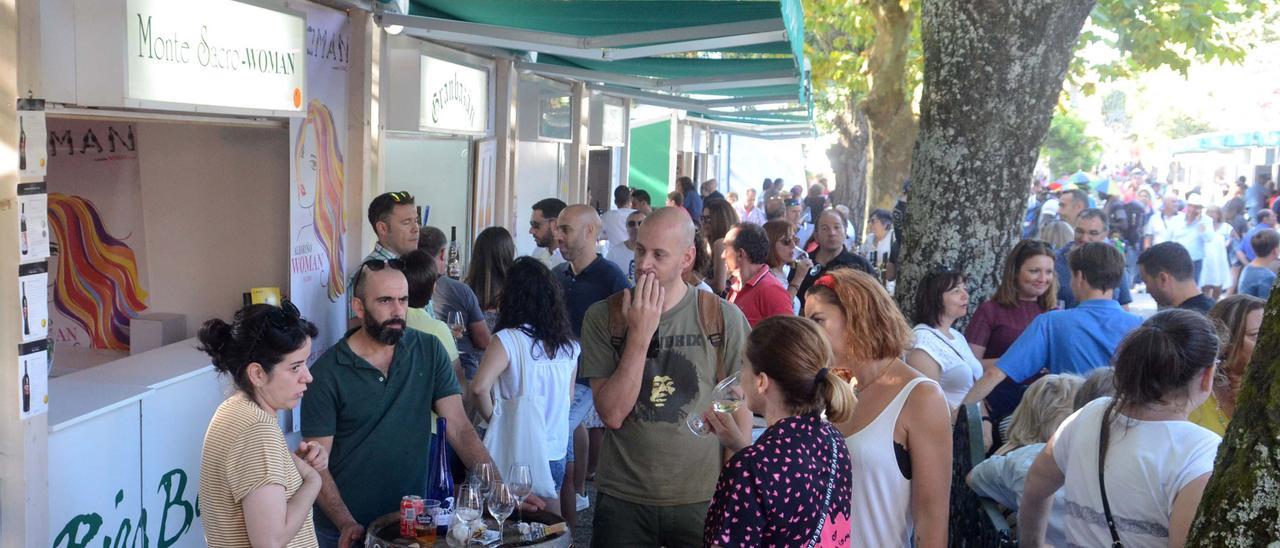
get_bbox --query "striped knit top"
[199,392,318,548]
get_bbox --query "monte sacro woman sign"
[125,0,306,113]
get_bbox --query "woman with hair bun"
[197,301,324,548]
[702,316,856,547]
[1020,309,1223,548]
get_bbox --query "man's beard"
[365,315,406,346]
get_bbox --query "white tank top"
[846,376,935,547]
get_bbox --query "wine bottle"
[446,226,461,280]
[21,360,30,413]
[426,417,455,537]
[21,282,30,336]
[20,203,28,255]
[18,116,26,171]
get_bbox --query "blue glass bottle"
[426,416,455,537]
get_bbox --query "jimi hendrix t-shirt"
[579,285,748,506]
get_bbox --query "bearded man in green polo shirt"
[303,261,541,548]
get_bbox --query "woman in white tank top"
[804,269,954,547]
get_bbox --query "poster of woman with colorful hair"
[293,98,347,302]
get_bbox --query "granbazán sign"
[420,56,488,134]
[126,0,306,113]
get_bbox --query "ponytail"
[746,316,854,421]
[818,369,857,423]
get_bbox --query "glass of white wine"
[487,481,517,541]
[455,484,483,527]
[686,371,743,436]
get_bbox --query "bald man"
[550,204,631,520]
[579,207,751,547]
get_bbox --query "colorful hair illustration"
[47,193,149,350]
[295,99,347,301]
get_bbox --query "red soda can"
[400,496,416,537]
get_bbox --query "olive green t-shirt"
[579,285,748,506]
[301,329,460,531]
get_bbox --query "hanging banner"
[420,56,489,134]
[18,339,48,419]
[289,2,350,363]
[18,98,47,181]
[45,119,150,352]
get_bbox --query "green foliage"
[1074,0,1265,86]
[802,0,921,130]
[1041,111,1103,177]
[804,0,1268,127]
[1158,110,1216,139]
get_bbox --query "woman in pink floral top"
[702,316,856,547]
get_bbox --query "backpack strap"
[696,290,727,381]
[606,291,628,356]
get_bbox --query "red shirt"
[727,265,794,327]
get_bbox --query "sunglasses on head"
[247,299,302,357]
[387,191,414,203]
[351,258,405,298]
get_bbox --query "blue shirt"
[553,254,631,336]
[997,299,1142,382]
[1240,223,1276,261]
[683,191,704,222]
[1239,265,1276,299]
[1054,242,1132,308]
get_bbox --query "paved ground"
[569,484,596,546]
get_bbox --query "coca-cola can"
[399,496,416,538]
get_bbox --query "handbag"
[482,336,559,499]
[1098,418,1124,547]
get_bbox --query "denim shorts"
[566,383,594,462]
[548,456,567,493]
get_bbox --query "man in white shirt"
[1168,193,1211,280]
[599,186,635,249]
[606,210,647,283]
[741,188,766,225]
[1144,194,1180,249]
[530,197,567,269]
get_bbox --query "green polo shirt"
[301,328,460,531]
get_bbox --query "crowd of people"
[193,170,1274,547]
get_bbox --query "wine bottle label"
[430,507,452,527]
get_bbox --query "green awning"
[395,0,813,129]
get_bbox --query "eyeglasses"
[350,258,405,299]
[386,191,414,203]
[247,299,301,357]
[627,220,644,228]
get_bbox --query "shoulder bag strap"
[1098,420,1124,547]
[804,433,843,548]
[696,290,727,381]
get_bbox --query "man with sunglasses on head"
[1052,208,1133,309]
[364,191,420,262]
[303,259,540,548]
[530,198,568,269]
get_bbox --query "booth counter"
[49,339,225,547]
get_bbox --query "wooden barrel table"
[364,510,570,548]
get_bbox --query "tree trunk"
[1188,282,1280,545]
[896,0,1095,317]
[862,0,918,212]
[827,103,870,237]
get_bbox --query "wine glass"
[469,462,496,497]
[447,310,466,340]
[507,464,533,526]
[686,372,744,437]
[487,481,517,540]
[455,484,484,529]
